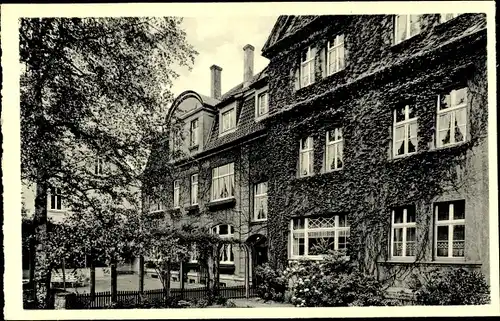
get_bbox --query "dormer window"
[190,118,199,147]
[300,46,315,87]
[394,15,422,44]
[255,87,269,120]
[94,156,104,175]
[220,103,237,135]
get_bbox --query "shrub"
[410,268,490,305]
[224,300,237,308]
[254,263,288,302]
[284,253,390,307]
[214,296,228,306]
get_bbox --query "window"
[436,87,467,148]
[300,46,315,87]
[393,104,417,157]
[94,156,104,175]
[49,188,62,210]
[221,107,236,134]
[189,118,199,147]
[151,198,164,212]
[440,13,460,23]
[299,137,314,177]
[325,128,343,171]
[434,200,465,258]
[189,244,198,263]
[254,182,268,221]
[173,180,180,208]
[212,224,235,264]
[190,174,198,205]
[211,163,235,201]
[256,91,269,118]
[290,214,349,259]
[391,206,417,258]
[327,34,345,75]
[394,15,421,44]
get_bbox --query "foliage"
[254,263,288,302]
[20,17,197,306]
[284,254,391,307]
[409,268,490,305]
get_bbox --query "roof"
[198,94,220,107]
[262,15,320,57]
[203,67,268,152]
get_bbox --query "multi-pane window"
[440,13,460,23]
[254,182,268,221]
[325,128,343,171]
[300,46,315,87]
[290,214,349,259]
[190,118,199,147]
[94,156,104,175]
[150,198,164,212]
[394,15,421,44]
[221,108,236,133]
[299,137,314,177]
[173,180,180,208]
[256,91,269,118]
[436,87,467,147]
[393,104,417,157]
[190,174,198,205]
[211,163,235,200]
[50,188,62,210]
[212,224,235,264]
[391,206,417,258]
[435,200,465,258]
[327,34,345,75]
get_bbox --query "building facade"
[146,13,489,290]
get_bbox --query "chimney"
[210,65,222,100]
[243,44,255,87]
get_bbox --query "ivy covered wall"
[263,13,489,287]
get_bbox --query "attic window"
[219,103,237,136]
[394,15,422,44]
[300,46,315,87]
[255,87,269,120]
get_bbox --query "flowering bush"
[410,268,490,305]
[254,263,288,302]
[284,254,390,307]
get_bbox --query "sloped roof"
[262,15,320,57]
[203,67,268,152]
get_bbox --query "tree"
[19,17,197,308]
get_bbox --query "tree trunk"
[180,261,185,300]
[138,256,144,294]
[33,180,49,307]
[90,259,96,299]
[62,258,66,290]
[110,262,117,303]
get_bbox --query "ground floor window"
[434,200,465,258]
[290,214,349,259]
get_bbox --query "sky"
[171,16,279,99]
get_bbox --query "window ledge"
[207,197,236,211]
[219,128,237,138]
[378,259,481,266]
[432,141,468,152]
[390,31,426,52]
[186,204,199,212]
[250,219,267,225]
[168,207,181,215]
[147,210,165,219]
[322,167,343,174]
[188,144,199,151]
[255,114,269,122]
[388,151,420,162]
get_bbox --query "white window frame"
[325,128,343,172]
[189,118,199,147]
[211,163,235,201]
[189,244,198,263]
[150,197,165,213]
[299,137,314,177]
[434,201,466,260]
[173,180,180,209]
[390,206,417,259]
[94,156,104,175]
[190,174,198,205]
[49,187,63,211]
[440,13,460,23]
[436,87,467,148]
[326,34,345,76]
[219,104,237,136]
[253,182,268,222]
[300,46,315,88]
[394,15,421,44]
[255,87,269,120]
[393,105,418,158]
[211,224,235,264]
[290,215,350,260]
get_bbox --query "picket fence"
[66,285,258,309]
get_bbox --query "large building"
[145,13,489,290]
